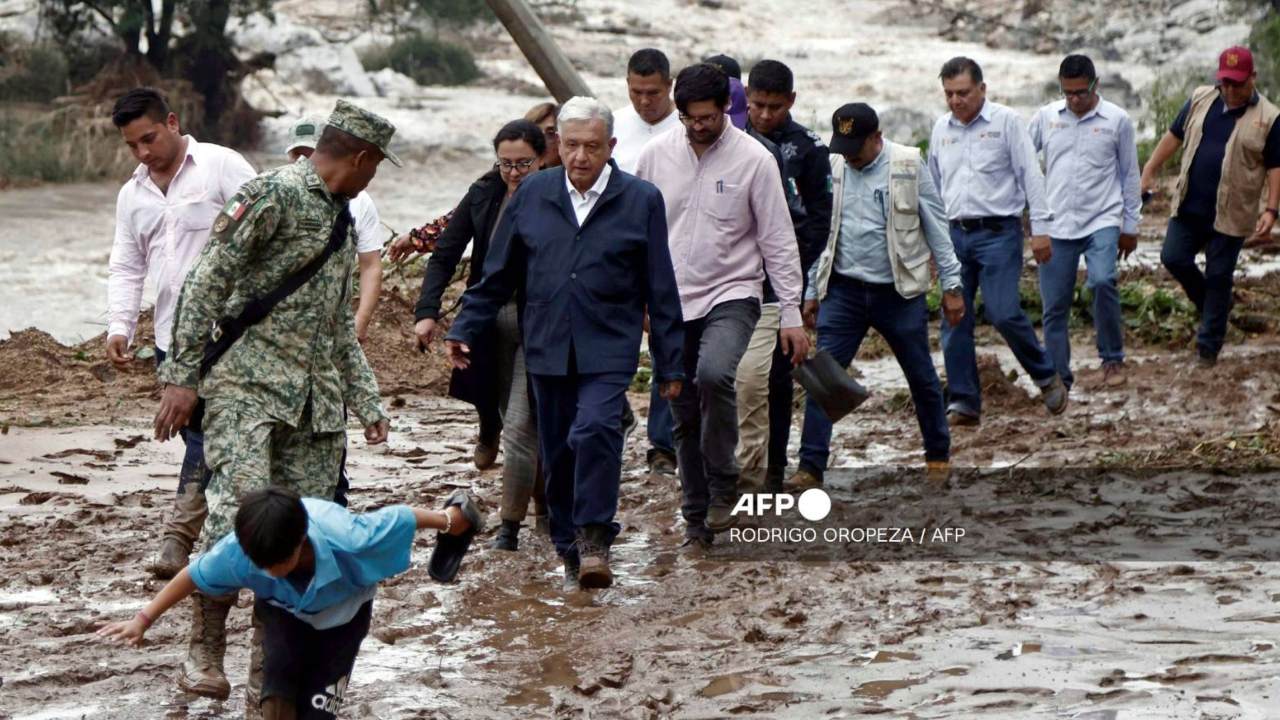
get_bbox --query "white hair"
[557,96,614,138]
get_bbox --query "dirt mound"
[359,284,455,398]
[975,353,1039,410]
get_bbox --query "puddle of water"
[701,673,753,698]
[852,677,924,700]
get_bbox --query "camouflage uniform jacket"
[158,158,386,432]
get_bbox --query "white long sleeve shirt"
[108,136,256,351]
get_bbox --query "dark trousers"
[940,217,1056,416]
[765,332,794,475]
[799,276,950,476]
[670,298,760,540]
[1161,215,1245,359]
[646,379,676,461]
[530,359,631,558]
[255,599,372,719]
[153,348,211,495]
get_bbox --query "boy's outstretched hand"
[97,614,149,646]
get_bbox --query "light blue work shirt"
[190,498,416,629]
[927,99,1054,234]
[1029,96,1142,239]
[823,146,962,293]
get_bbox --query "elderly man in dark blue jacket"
[446,96,685,590]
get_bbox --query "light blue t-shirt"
[190,499,416,629]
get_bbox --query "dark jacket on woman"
[413,168,509,414]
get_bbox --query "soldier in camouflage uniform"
[152,100,398,706]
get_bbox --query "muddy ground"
[3,247,1280,719]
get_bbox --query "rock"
[275,44,377,97]
[370,68,422,99]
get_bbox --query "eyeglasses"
[495,158,538,172]
[679,111,721,127]
[1061,80,1096,99]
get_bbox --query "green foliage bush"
[361,33,479,87]
[0,40,70,102]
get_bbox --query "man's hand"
[1139,172,1158,198]
[364,419,390,445]
[779,327,810,367]
[1118,233,1138,260]
[355,314,371,345]
[444,339,471,369]
[97,616,148,647]
[658,380,682,400]
[802,299,819,329]
[1252,210,1277,244]
[153,385,197,442]
[415,319,437,352]
[387,235,416,263]
[106,335,133,369]
[1030,235,1052,264]
[941,290,965,327]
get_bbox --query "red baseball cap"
[1217,46,1254,83]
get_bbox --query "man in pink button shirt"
[106,87,257,580]
[634,63,809,544]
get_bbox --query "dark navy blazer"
[446,162,685,382]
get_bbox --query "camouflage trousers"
[200,400,345,549]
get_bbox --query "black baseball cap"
[829,103,879,156]
[702,54,741,79]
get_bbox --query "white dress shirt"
[565,162,613,226]
[108,136,256,351]
[612,104,682,174]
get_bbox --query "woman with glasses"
[524,102,561,168]
[408,119,549,550]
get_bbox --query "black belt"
[950,216,1016,232]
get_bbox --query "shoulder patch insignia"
[213,215,230,233]
[226,199,248,221]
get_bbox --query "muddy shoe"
[1195,351,1218,369]
[576,525,614,589]
[473,440,498,470]
[428,490,485,583]
[680,535,713,554]
[946,407,980,427]
[148,535,192,580]
[562,554,581,592]
[783,469,822,493]
[1040,375,1068,415]
[489,520,520,551]
[705,504,739,533]
[1101,361,1127,387]
[177,593,232,700]
[533,514,550,536]
[925,460,951,486]
[647,451,677,478]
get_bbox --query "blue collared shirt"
[1029,97,1142,238]
[928,100,1054,234]
[811,146,962,295]
[190,499,416,629]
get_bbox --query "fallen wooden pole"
[485,0,593,102]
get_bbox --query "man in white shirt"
[611,48,684,480]
[105,87,257,579]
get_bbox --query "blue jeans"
[646,381,676,461]
[153,348,212,495]
[1161,215,1245,359]
[941,218,1057,417]
[530,362,631,558]
[1037,226,1125,388]
[799,276,950,476]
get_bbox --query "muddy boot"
[576,525,613,589]
[532,514,550,536]
[562,553,580,592]
[149,483,208,579]
[177,592,233,700]
[244,609,265,719]
[489,520,520,551]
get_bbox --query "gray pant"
[494,301,544,523]
[670,298,761,539]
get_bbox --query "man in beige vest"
[1141,45,1280,366]
[790,103,965,490]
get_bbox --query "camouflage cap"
[325,99,402,167]
[286,116,324,155]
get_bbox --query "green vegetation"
[1137,72,1197,170]
[0,39,69,102]
[361,33,480,87]
[1249,9,1280,99]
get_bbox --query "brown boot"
[177,592,233,700]
[576,525,614,589]
[244,609,265,719]
[149,483,208,579]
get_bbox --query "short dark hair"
[111,87,171,128]
[492,118,546,156]
[315,126,381,160]
[939,56,983,85]
[628,48,670,81]
[747,59,794,95]
[674,63,730,114]
[1059,54,1097,83]
[234,487,308,569]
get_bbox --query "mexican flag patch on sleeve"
[226,199,247,221]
